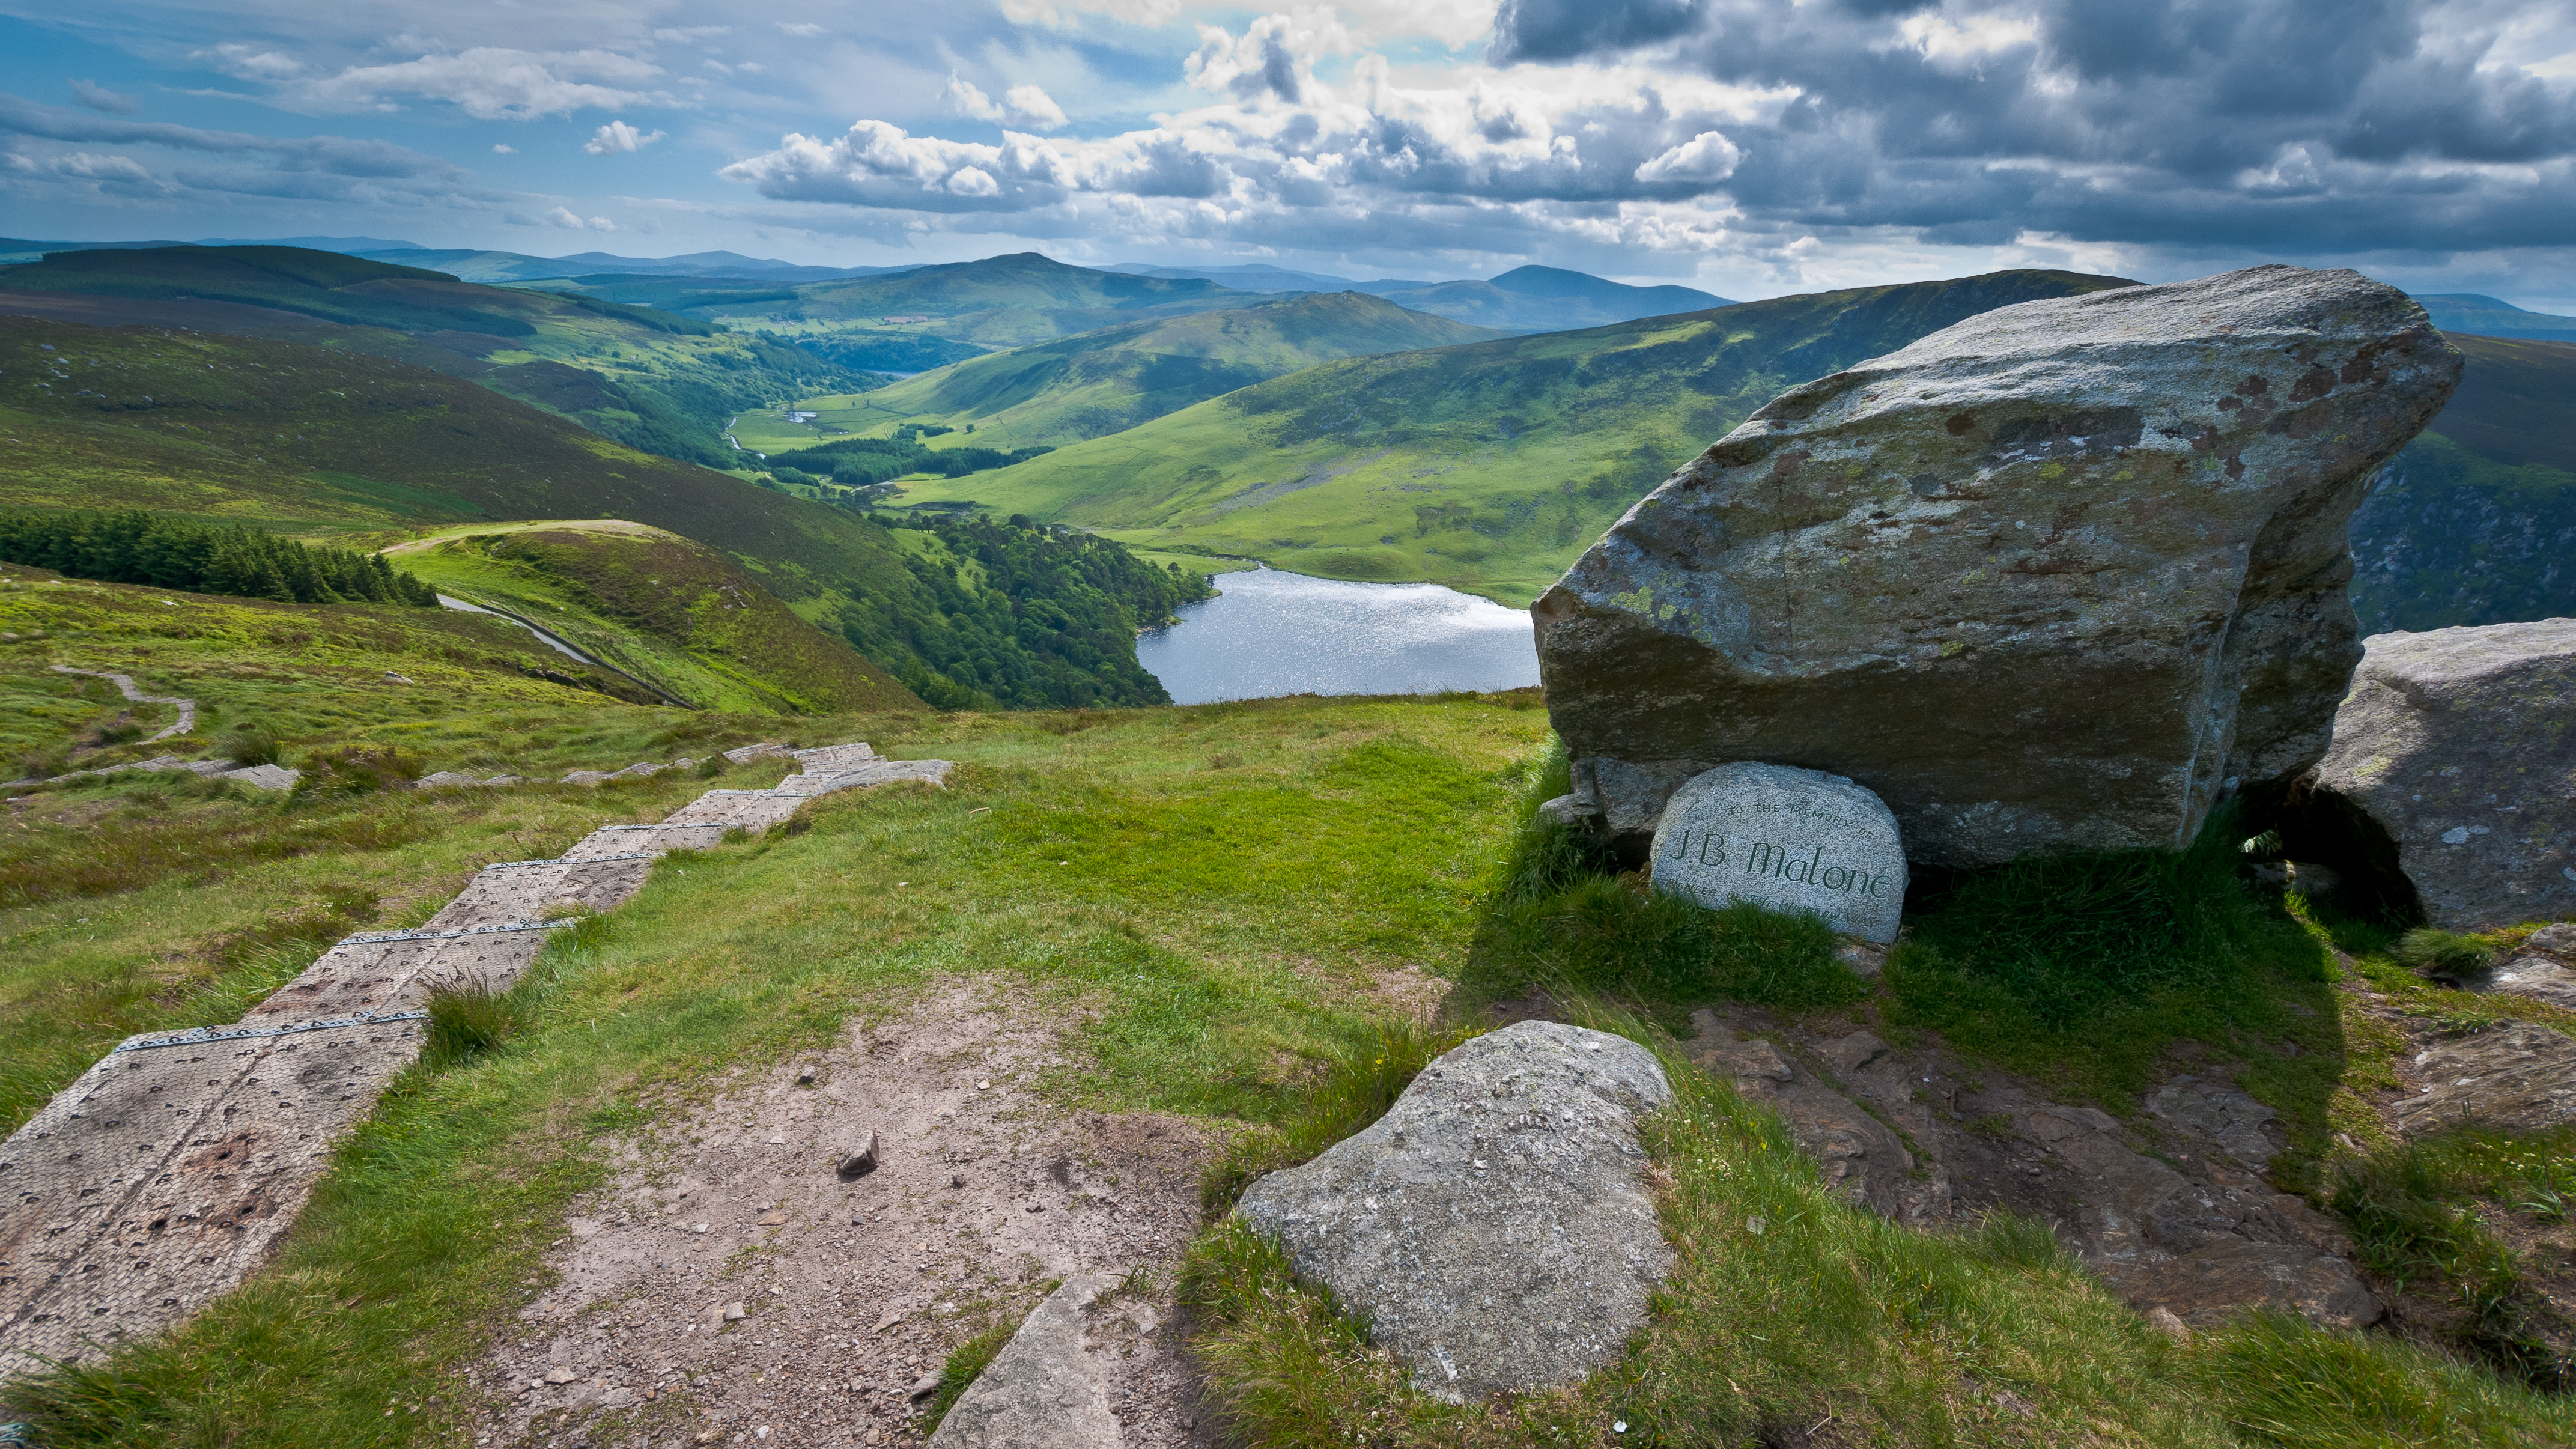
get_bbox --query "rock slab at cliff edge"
[1650,762,1909,942]
[2292,618,2576,931]
[1534,265,2462,866]
[1234,1021,1672,1403]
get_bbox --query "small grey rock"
[2394,1025,2576,1136]
[926,1270,1122,1448]
[837,1130,881,1180]
[1236,1021,1673,1403]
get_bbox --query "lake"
[1137,567,1540,705]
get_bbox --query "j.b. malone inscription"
[1649,762,1908,943]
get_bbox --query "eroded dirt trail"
[469,985,1217,1448]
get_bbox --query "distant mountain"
[198,235,429,253]
[2413,294,2576,344]
[0,236,195,264]
[354,247,911,284]
[1103,262,1391,293]
[0,245,867,467]
[906,268,2133,602]
[1363,265,1730,332]
[843,291,1509,446]
[2352,332,2576,633]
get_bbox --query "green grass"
[837,292,1504,449]
[0,245,869,469]
[7,679,2574,1445]
[0,690,1551,1445]
[383,520,917,714]
[1179,1001,2576,1447]
[904,270,2135,603]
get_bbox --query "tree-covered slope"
[913,269,2139,603]
[0,315,1182,709]
[817,291,1507,447]
[2351,333,2576,634]
[386,521,921,715]
[0,246,868,467]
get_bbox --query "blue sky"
[2,0,2572,307]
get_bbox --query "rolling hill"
[791,291,1507,448]
[910,269,2138,602]
[386,520,917,714]
[0,312,1188,709]
[2351,332,2576,633]
[1359,264,1730,332]
[558,252,1272,374]
[2415,294,2576,344]
[0,246,869,467]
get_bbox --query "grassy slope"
[806,292,1509,448]
[0,247,864,467]
[916,269,2137,603]
[666,252,1268,357]
[4,674,2568,1444]
[0,561,926,1132]
[2353,333,2576,633]
[384,521,918,714]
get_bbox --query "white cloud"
[652,26,731,41]
[944,74,1069,130]
[1635,130,1741,184]
[195,43,304,81]
[585,119,666,154]
[68,79,139,115]
[23,150,156,182]
[542,204,615,229]
[492,142,516,153]
[776,22,826,37]
[275,49,669,121]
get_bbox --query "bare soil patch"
[466,982,1220,1448]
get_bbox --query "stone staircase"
[0,743,951,1379]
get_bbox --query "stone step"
[0,740,922,1378]
[561,823,730,860]
[0,1018,426,1376]
[242,927,557,1026]
[420,857,655,932]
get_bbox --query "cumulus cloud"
[13,150,156,183]
[1487,0,2576,254]
[944,75,1069,130]
[492,142,516,153]
[195,43,304,81]
[585,119,665,154]
[68,79,139,115]
[542,205,615,229]
[1635,129,1740,184]
[776,22,825,37]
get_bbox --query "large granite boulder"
[2281,619,2576,930]
[1234,1021,1672,1403]
[1534,266,2461,866]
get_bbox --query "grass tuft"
[925,1320,1017,1430]
[419,977,526,1071]
[2390,928,2496,981]
[1198,1018,1479,1220]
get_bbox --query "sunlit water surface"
[1137,567,1540,705]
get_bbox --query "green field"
[0,247,870,468]
[3,580,2569,1442]
[899,270,2134,603]
[384,520,920,714]
[0,313,1195,708]
[831,291,1507,448]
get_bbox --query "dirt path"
[469,985,1218,1448]
[50,663,195,742]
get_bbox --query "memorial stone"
[1650,763,1907,943]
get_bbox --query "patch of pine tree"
[0,510,439,608]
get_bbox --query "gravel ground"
[464,984,1220,1448]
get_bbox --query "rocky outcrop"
[2470,923,2576,1010]
[1235,1021,1672,1403]
[2393,1025,2576,1137]
[2282,619,2576,931]
[1534,266,2461,866]
[1687,1009,2378,1329]
[928,1271,1125,1449]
